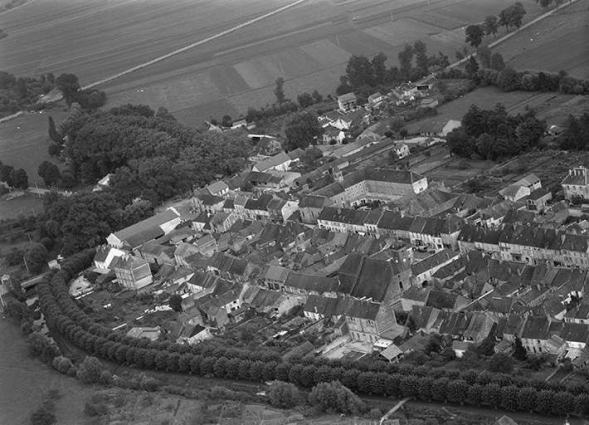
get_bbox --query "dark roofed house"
[411,249,460,286]
[520,316,551,354]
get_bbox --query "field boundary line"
[447,0,580,70]
[81,0,308,91]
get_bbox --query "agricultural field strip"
[82,0,310,90]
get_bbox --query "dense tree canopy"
[447,103,546,160]
[559,113,589,151]
[62,104,251,204]
[284,111,323,151]
[43,191,123,255]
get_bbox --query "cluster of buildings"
[86,158,589,366]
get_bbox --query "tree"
[424,334,443,355]
[55,73,80,105]
[535,390,554,414]
[482,383,503,408]
[447,380,469,405]
[509,2,527,29]
[268,381,301,408]
[24,243,48,274]
[465,25,484,49]
[398,44,414,78]
[489,352,514,373]
[169,294,183,312]
[477,336,495,356]
[308,381,366,415]
[274,77,286,104]
[500,385,519,411]
[413,41,429,76]
[516,387,537,412]
[48,116,62,144]
[297,92,314,108]
[221,115,233,128]
[551,391,575,416]
[0,161,14,183]
[312,89,323,103]
[483,15,499,37]
[477,46,492,69]
[490,53,506,71]
[497,67,520,91]
[284,111,323,151]
[76,356,104,383]
[38,161,61,187]
[372,53,388,84]
[346,55,375,88]
[16,77,28,99]
[155,106,176,121]
[10,168,28,189]
[465,56,480,79]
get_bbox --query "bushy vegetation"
[0,71,105,119]
[0,71,55,118]
[446,103,546,160]
[0,160,29,190]
[35,251,589,419]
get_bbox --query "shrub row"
[37,252,589,417]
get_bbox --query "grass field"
[0,192,44,220]
[0,109,68,187]
[0,320,93,425]
[0,0,551,126]
[406,86,589,136]
[493,1,589,78]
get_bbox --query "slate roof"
[346,299,380,320]
[411,249,458,277]
[318,207,369,225]
[521,316,550,340]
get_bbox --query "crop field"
[0,110,68,186]
[1,0,553,126]
[492,1,589,78]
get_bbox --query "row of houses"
[458,223,589,268]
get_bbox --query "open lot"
[0,191,44,220]
[0,109,68,187]
[0,0,548,126]
[493,0,589,79]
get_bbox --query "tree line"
[464,2,526,50]
[336,45,450,101]
[446,103,545,160]
[34,251,589,419]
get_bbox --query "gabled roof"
[206,181,229,195]
[263,265,291,283]
[346,299,380,320]
[254,152,291,172]
[112,209,179,246]
[521,316,550,340]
